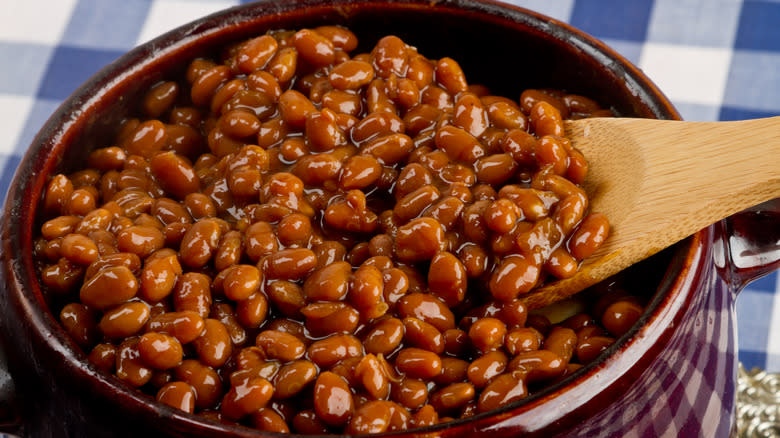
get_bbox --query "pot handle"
[718,197,780,293]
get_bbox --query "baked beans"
[37,26,629,434]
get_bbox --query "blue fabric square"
[37,46,125,101]
[599,38,643,66]
[0,155,21,205]
[739,350,768,371]
[503,0,576,22]
[569,0,654,41]
[744,271,778,294]
[735,0,780,51]
[718,105,778,121]
[11,99,63,158]
[673,102,721,122]
[0,43,53,96]
[735,289,774,351]
[722,51,780,113]
[646,0,741,48]
[61,0,152,50]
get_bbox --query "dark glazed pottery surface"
[0,1,687,437]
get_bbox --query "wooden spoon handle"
[578,116,780,233]
[521,116,780,311]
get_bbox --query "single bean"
[477,371,527,413]
[60,302,97,348]
[174,359,223,409]
[266,280,306,317]
[602,300,644,337]
[488,254,540,301]
[256,330,306,362]
[453,93,488,138]
[435,57,467,94]
[436,357,470,386]
[80,266,138,309]
[313,371,354,427]
[394,348,442,379]
[307,334,363,368]
[576,335,615,363]
[363,317,405,355]
[394,217,445,262]
[434,125,485,163]
[348,265,387,320]
[543,326,577,364]
[60,233,99,265]
[301,302,360,336]
[347,400,391,434]
[156,381,196,413]
[220,376,274,421]
[505,327,541,355]
[568,212,610,259]
[508,349,566,383]
[302,260,351,301]
[251,407,290,433]
[236,35,278,73]
[430,382,475,413]
[402,317,444,354]
[99,301,150,339]
[412,404,439,428]
[397,293,455,332]
[115,337,154,388]
[138,332,184,370]
[292,409,329,434]
[123,120,168,158]
[236,292,269,329]
[274,360,318,399]
[264,248,317,280]
[148,311,205,344]
[467,350,508,388]
[292,29,335,67]
[355,353,390,399]
[192,318,232,367]
[140,252,182,302]
[373,35,408,77]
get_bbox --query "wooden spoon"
[521,116,780,310]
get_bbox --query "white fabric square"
[0,0,77,44]
[682,366,706,410]
[0,94,34,155]
[646,0,742,48]
[136,0,240,45]
[698,387,724,437]
[671,102,720,122]
[500,0,575,22]
[717,305,732,353]
[638,43,731,106]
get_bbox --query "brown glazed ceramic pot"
[1,1,778,437]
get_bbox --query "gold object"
[737,363,780,437]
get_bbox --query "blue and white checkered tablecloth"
[0,0,777,374]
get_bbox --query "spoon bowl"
[523,116,780,310]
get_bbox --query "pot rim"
[0,0,700,436]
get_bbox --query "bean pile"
[34,26,637,434]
